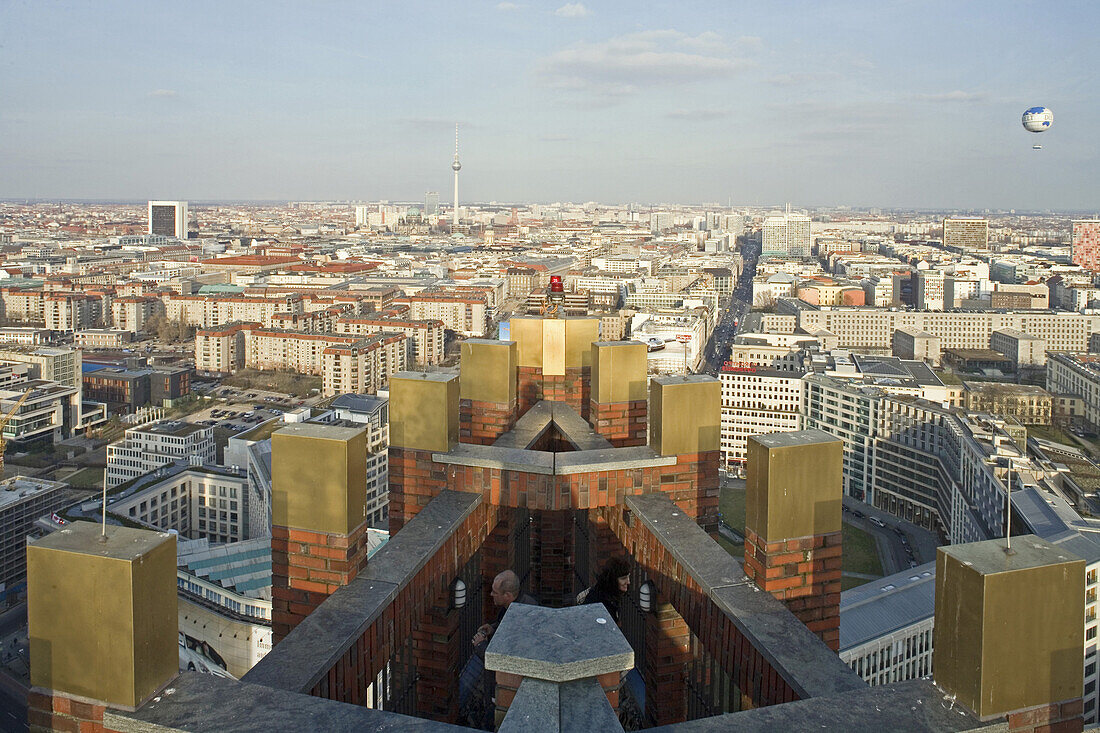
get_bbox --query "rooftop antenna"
[1004,457,1015,555]
[451,124,462,232]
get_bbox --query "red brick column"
[647,450,720,533]
[742,528,842,651]
[535,510,574,606]
[459,398,517,445]
[271,520,370,643]
[388,447,450,534]
[29,691,106,733]
[517,366,590,417]
[590,399,647,447]
[517,366,541,414]
[1006,699,1083,732]
[644,603,692,726]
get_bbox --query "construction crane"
[0,389,32,476]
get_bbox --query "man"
[459,570,536,729]
[472,570,535,647]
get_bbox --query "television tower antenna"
[452,124,462,231]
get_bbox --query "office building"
[839,563,935,686]
[148,200,188,239]
[424,191,439,218]
[329,394,390,527]
[0,476,72,592]
[762,211,811,258]
[719,366,802,472]
[1074,220,1100,272]
[942,217,988,251]
[1047,352,1100,430]
[105,420,216,488]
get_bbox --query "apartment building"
[321,334,408,397]
[1047,352,1100,430]
[166,293,303,329]
[195,322,255,375]
[796,308,1100,352]
[719,366,802,472]
[943,217,989,250]
[111,295,164,332]
[394,290,490,336]
[335,315,445,365]
[105,420,216,488]
[44,292,99,332]
[0,287,45,322]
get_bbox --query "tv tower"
[451,124,461,230]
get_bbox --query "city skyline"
[1,1,1098,209]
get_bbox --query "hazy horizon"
[2,1,1097,210]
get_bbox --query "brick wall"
[1006,699,1084,733]
[590,399,647,447]
[306,501,500,714]
[517,366,590,417]
[597,504,800,715]
[271,520,370,643]
[29,691,107,733]
[459,398,517,445]
[388,447,449,534]
[741,528,842,652]
[645,603,692,725]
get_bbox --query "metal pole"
[1004,458,1015,555]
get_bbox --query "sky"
[1,0,1098,210]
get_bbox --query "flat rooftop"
[136,420,209,438]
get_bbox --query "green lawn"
[64,467,104,490]
[717,484,885,587]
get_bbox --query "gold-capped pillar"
[28,522,176,717]
[460,339,518,445]
[648,375,721,530]
[743,430,843,650]
[511,316,599,416]
[934,536,1085,728]
[270,423,371,642]
[590,341,648,447]
[388,371,460,535]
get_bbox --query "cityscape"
[2,2,1099,732]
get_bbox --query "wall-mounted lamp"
[638,580,656,613]
[451,578,467,610]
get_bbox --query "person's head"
[596,557,632,597]
[491,570,521,608]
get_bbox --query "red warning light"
[549,275,564,293]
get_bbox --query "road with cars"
[842,496,942,575]
[701,240,758,376]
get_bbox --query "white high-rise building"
[762,211,811,258]
[148,200,188,239]
[355,205,370,226]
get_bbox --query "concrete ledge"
[105,672,469,732]
[624,493,864,700]
[243,490,484,693]
[434,443,556,475]
[647,680,991,733]
[485,604,633,683]
[493,401,554,449]
[555,447,676,475]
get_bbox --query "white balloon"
[1022,106,1053,133]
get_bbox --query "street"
[841,496,941,575]
[0,603,27,732]
[701,240,758,376]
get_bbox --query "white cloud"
[767,71,842,87]
[536,30,751,98]
[555,3,590,18]
[666,109,729,120]
[148,89,178,97]
[913,90,987,102]
[496,2,519,10]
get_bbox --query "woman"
[582,556,631,623]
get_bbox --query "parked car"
[870,517,886,528]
